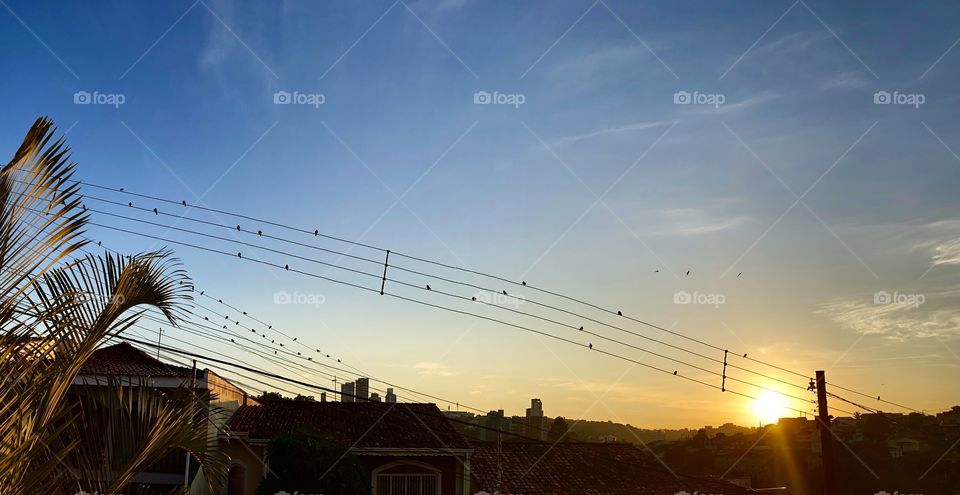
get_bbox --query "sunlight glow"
[753,390,787,425]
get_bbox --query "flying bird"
[737,272,742,277]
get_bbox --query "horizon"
[3,0,960,431]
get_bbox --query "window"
[373,462,441,495]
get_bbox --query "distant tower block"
[525,398,545,440]
[370,393,382,402]
[341,381,355,403]
[386,388,397,403]
[356,377,370,400]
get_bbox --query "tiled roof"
[79,342,199,378]
[228,401,471,450]
[470,442,754,495]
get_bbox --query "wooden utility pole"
[816,370,837,495]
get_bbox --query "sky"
[2,0,960,428]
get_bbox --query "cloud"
[414,361,455,376]
[817,294,960,340]
[547,121,675,148]
[931,238,960,266]
[646,207,751,237]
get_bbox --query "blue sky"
[3,0,960,427]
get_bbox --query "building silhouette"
[482,409,508,441]
[370,392,381,402]
[341,381,355,402]
[525,398,545,440]
[386,387,397,403]
[356,377,370,400]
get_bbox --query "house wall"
[361,455,466,495]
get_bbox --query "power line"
[18,180,921,413]
[117,334,550,443]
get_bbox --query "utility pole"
[816,370,837,495]
[184,359,197,490]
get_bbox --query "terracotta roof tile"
[470,442,753,494]
[79,342,198,378]
[228,401,471,450]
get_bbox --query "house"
[887,437,920,458]
[469,441,756,494]
[223,401,474,495]
[73,342,255,492]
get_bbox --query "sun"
[753,390,787,425]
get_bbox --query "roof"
[470,442,754,495]
[79,342,199,378]
[228,401,471,450]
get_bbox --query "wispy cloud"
[645,207,751,237]
[547,121,675,148]
[817,293,960,340]
[931,238,960,266]
[414,361,455,376]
